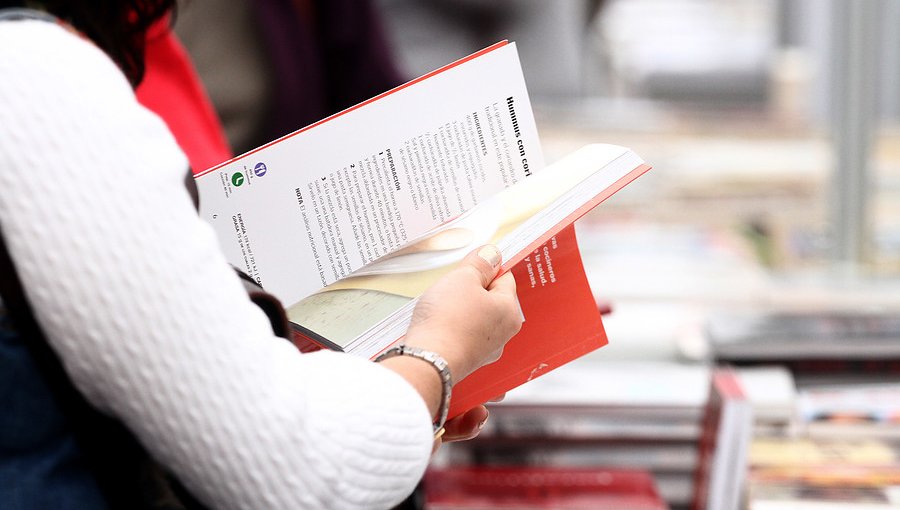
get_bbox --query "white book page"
[196,42,543,306]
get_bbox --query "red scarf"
[135,17,232,174]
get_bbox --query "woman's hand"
[432,405,489,454]
[378,245,521,437]
[431,391,506,454]
[404,245,523,381]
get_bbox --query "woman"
[0,2,522,508]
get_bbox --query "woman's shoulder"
[0,17,134,104]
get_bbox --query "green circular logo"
[231,173,245,187]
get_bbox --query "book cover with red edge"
[424,465,669,509]
[691,367,753,510]
[497,160,651,275]
[447,224,605,417]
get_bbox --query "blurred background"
[176,0,900,508]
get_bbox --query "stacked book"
[705,310,900,385]
[433,362,755,510]
[705,308,900,508]
[746,436,900,509]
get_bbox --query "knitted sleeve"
[0,20,432,510]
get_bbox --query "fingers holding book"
[405,245,523,383]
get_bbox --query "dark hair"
[5,1,176,86]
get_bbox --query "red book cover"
[447,224,605,417]
[424,465,669,509]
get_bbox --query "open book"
[194,41,651,417]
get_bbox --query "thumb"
[461,245,502,288]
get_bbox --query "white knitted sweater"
[0,20,432,509]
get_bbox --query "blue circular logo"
[253,162,268,177]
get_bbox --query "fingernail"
[477,245,501,269]
[478,412,489,431]
[515,296,525,323]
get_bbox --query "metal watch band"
[375,344,452,433]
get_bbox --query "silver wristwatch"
[376,344,452,433]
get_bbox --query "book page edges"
[289,152,650,356]
[500,160,652,273]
